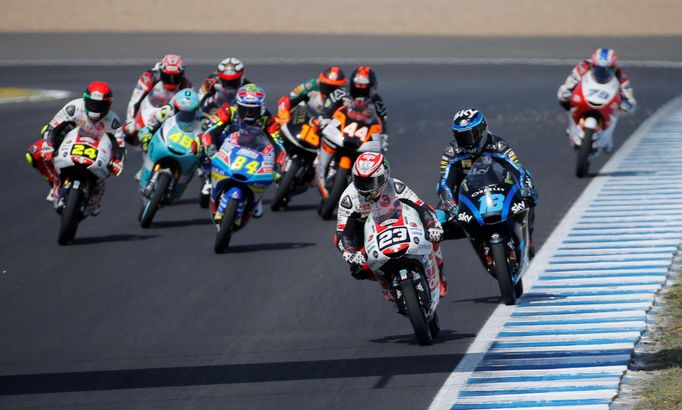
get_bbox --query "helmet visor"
[353,173,387,198]
[220,78,241,90]
[161,71,183,86]
[238,104,262,123]
[319,82,338,97]
[176,109,195,124]
[454,128,481,149]
[350,86,370,99]
[592,66,614,84]
[84,96,111,114]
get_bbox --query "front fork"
[393,269,433,317]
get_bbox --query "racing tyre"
[428,311,441,338]
[400,278,433,346]
[139,173,170,228]
[491,241,517,305]
[214,197,238,253]
[271,160,301,211]
[575,128,594,178]
[319,167,348,220]
[199,191,210,209]
[514,278,524,298]
[58,185,83,245]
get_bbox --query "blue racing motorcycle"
[453,153,531,305]
[210,126,275,253]
[138,115,202,227]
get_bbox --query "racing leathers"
[557,59,637,113]
[438,133,538,254]
[335,178,447,298]
[123,64,192,144]
[26,98,125,213]
[197,73,251,130]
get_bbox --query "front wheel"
[271,160,302,211]
[214,197,238,253]
[139,172,171,228]
[58,185,83,245]
[400,278,433,346]
[319,167,349,220]
[575,127,594,178]
[491,241,517,305]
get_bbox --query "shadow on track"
[589,170,656,178]
[370,330,476,345]
[151,218,212,228]
[448,295,501,305]
[275,203,319,212]
[227,242,316,253]
[0,353,464,395]
[71,234,158,245]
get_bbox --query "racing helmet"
[452,109,488,153]
[591,48,617,84]
[172,88,200,129]
[349,66,377,99]
[159,54,185,91]
[236,84,266,125]
[217,57,244,90]
[83,81,113,122]
[318,66,346,97]
[352,152,390,202]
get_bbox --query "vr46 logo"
[511,201,526,213]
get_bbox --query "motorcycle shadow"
[448,296,501,304]
[277,204,318,212]
[370,330,476,345]
[71,234,158,245]
[152,218,212,228]
[226,242,316,253]
[589,170,656,178]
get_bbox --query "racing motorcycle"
[364,201,442,345]
[52,128,113,245]
[210,126,275,253]
[125,88,175,145]
[270,102,322,211]
[567,69,622,177]
[453,154,531,305]
[138,116,202,228]
[317,99,384,220]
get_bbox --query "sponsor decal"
[457,212,473,223]
[511,201,526,213]
[340,195,353,209]
[413,236,420,244]
[394,180,405,194]
[236,148,259,159]
[65,105,75,116]
[461,159,472,168]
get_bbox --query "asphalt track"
[0,55,681,409]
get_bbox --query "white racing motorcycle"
[52,128,113,245]
[364,201,442,345]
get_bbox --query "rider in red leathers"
[123,54,192,144]
[557,48,637,114]
[335,152,447,299]
[26,81,125,214]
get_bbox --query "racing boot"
[434,243,447,298]
[86,184,105,216]
[252,199,264,218]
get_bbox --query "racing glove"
[379,134,389,152]
[427,221,444,243]
[205,144,218,158]
[109,159,124,177]
[620,99,636,114]
[40,142,55,161]
[343,250,366,268]
[138,127,153,152]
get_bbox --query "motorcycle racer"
[348,66,389,133]
[336,152,448,298]
[26,81,124,214]
[197,57,250,129]
[138,89,202,152]
[123,54,192,144]
[557,48,637,114]
[438,108,538,255]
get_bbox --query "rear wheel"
[491,241,517,305]
[319,167,349,220]
[400,278,433,346]
[58,185,83,245]
[139,173,170,228]
[271,160,301,211]
[575,128,594,178]
[214,197,238,253]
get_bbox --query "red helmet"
[352,152,390,201]
[159,54,185,90]
[217,57,244,89]
[350,66,377,99]
[83,81,113,121]
[318,66,346,97]
[591,48,618,84]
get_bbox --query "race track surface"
[0,61,680,409]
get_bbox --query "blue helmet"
[173,88,200,127]
[452,108,488,153]
[236,84,266,125]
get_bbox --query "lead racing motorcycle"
[209,126,276,253]
[138,115,202,227]
[52,128,114,245]
[453,154,531,305]
[364,201,442,345]
[567,68,623,177]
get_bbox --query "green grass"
[635,281,682,409]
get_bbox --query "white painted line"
[0,89,70,104]
[428,95,682,410]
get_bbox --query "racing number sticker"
[168,131,194,149]
[342,122,369,140]
[231,155,260,175]
[70,144,97,160]
[377,227,410,250]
